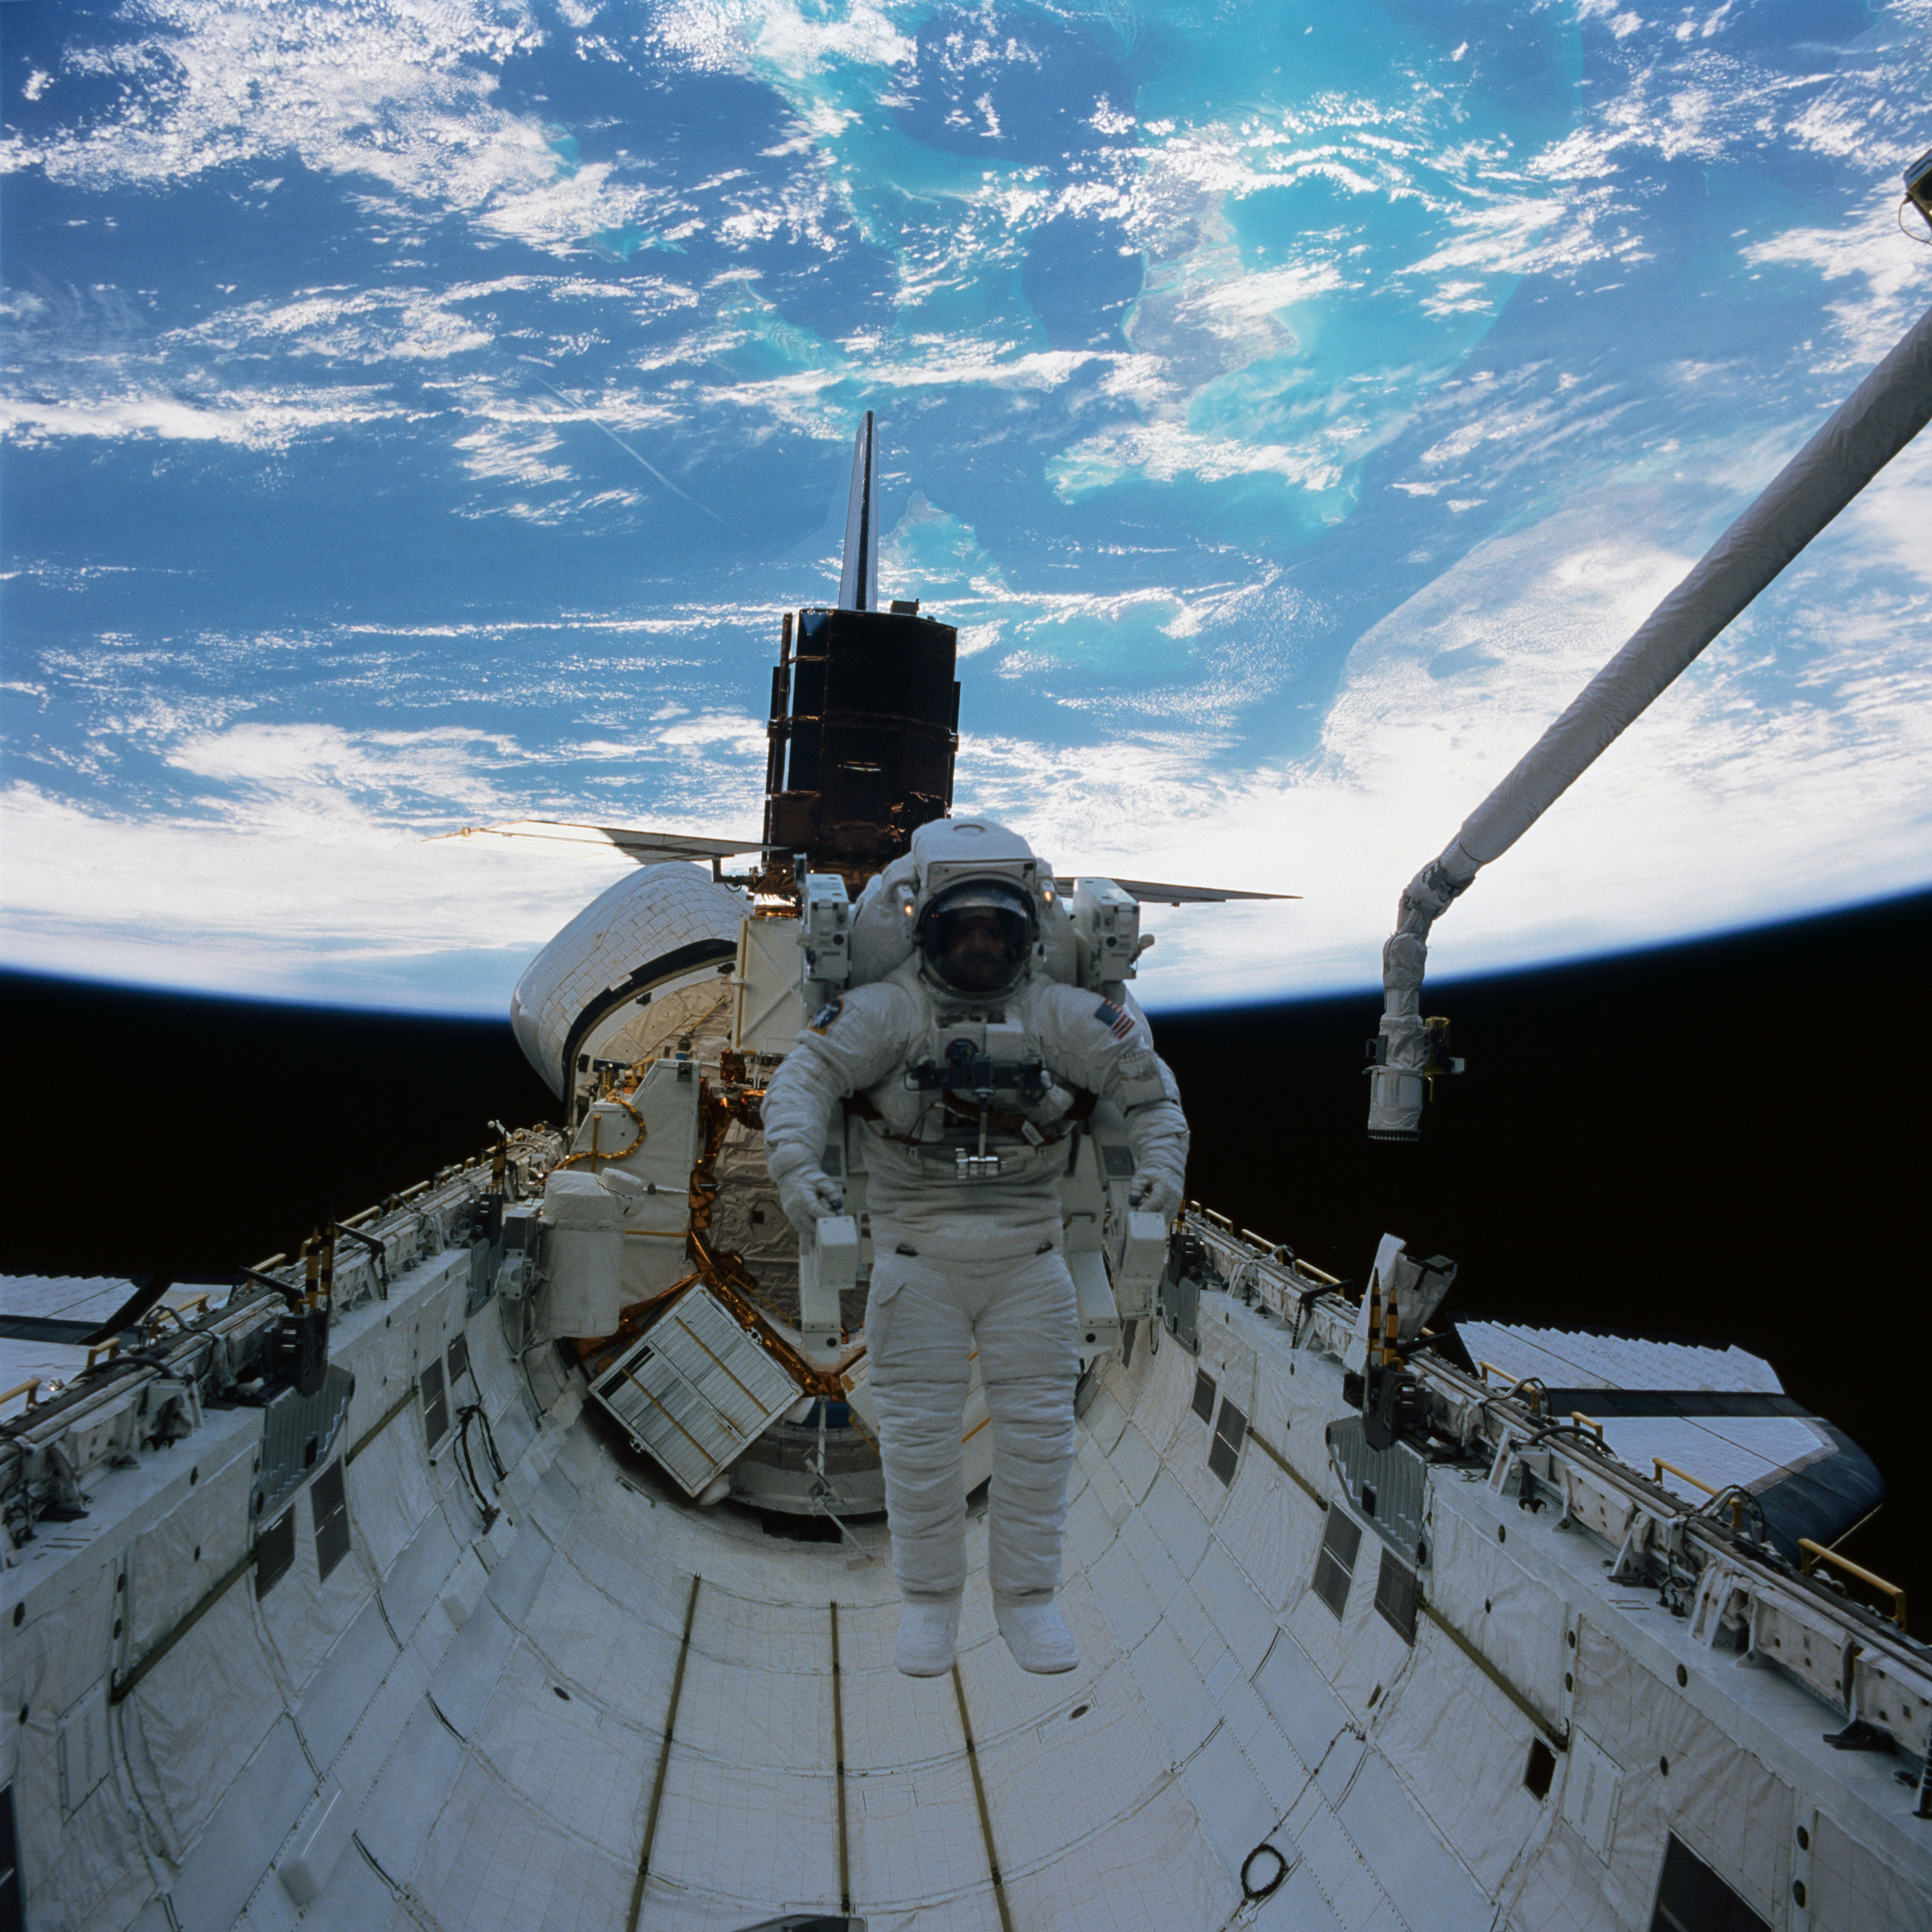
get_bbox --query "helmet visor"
[919,881,1034,994]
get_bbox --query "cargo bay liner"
[6,276,1932,1932]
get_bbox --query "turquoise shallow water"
[1,0,1927,1008]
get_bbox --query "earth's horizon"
[4,0,1929,1017]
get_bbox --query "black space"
[3,889,1925,1625]
[1156,891,1929,1630]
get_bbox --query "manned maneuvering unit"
[6,284,1932,1929]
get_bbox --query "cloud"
[7,453,1928,1020]
[5,3,539,195]
[1,1,739,262]
[1050,421,1347,499]
[0,385,407,449]
[0,773,632,1006]
[0,704,774,1006]
[1188,263,1350,322]
[652,0,914,80]
[1741,200,1932,370]
[451,419,576,489]
[172,287,500,364]
[652,710,768,752]
[957,433,1932,1009]
[162,720,520,812]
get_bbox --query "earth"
[2,0,1929,1014]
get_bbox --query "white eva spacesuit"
[762,819,1189,1676]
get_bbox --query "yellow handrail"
[1652,1458,1744,1531]
[1571,1410,1605,1446]
[143,1293,210,1336]
[1476,1361,1546,1417]
[1800,1538,1908,1630]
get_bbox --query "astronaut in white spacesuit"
[763,820,1189,1677]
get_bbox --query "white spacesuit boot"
[894,1593,963,1676]
[992,1596,1079,1674]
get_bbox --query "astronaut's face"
[938,911,1013,993]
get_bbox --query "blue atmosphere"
[2,0,1928,1012]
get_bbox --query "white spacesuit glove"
[776,1166,845,1231]
[1127,1172,1182,1222]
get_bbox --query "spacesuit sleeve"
[761,983,918,1187]
[1038,988,1190,1206]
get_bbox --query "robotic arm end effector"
[1365,1014,1463,1141]
[1366,858,1471,1140]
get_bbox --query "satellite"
[439,412,1296,897]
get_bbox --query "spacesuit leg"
[865,1248,975,1604]
[972,1247,1080,1603]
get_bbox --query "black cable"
[0,1345,192,1438]
[1241,1843,1290,1902]
[75,1348,180,1384]
[1524,1417,1605,1450]
[1710,1483,1772,1548]
[456,1432,492,1528]
[455,1405,500,1532]
[1289,1282,1328,1348]
[471,1401,507,1481]
[1496,1375,1551,1419]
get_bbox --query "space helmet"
[909,818,1044,996]
[917,878,1038,995]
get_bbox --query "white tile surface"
[1453,1321,1781,1394]
[40,1216,1922,1932]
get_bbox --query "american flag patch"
[1094,999,1134,1040]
